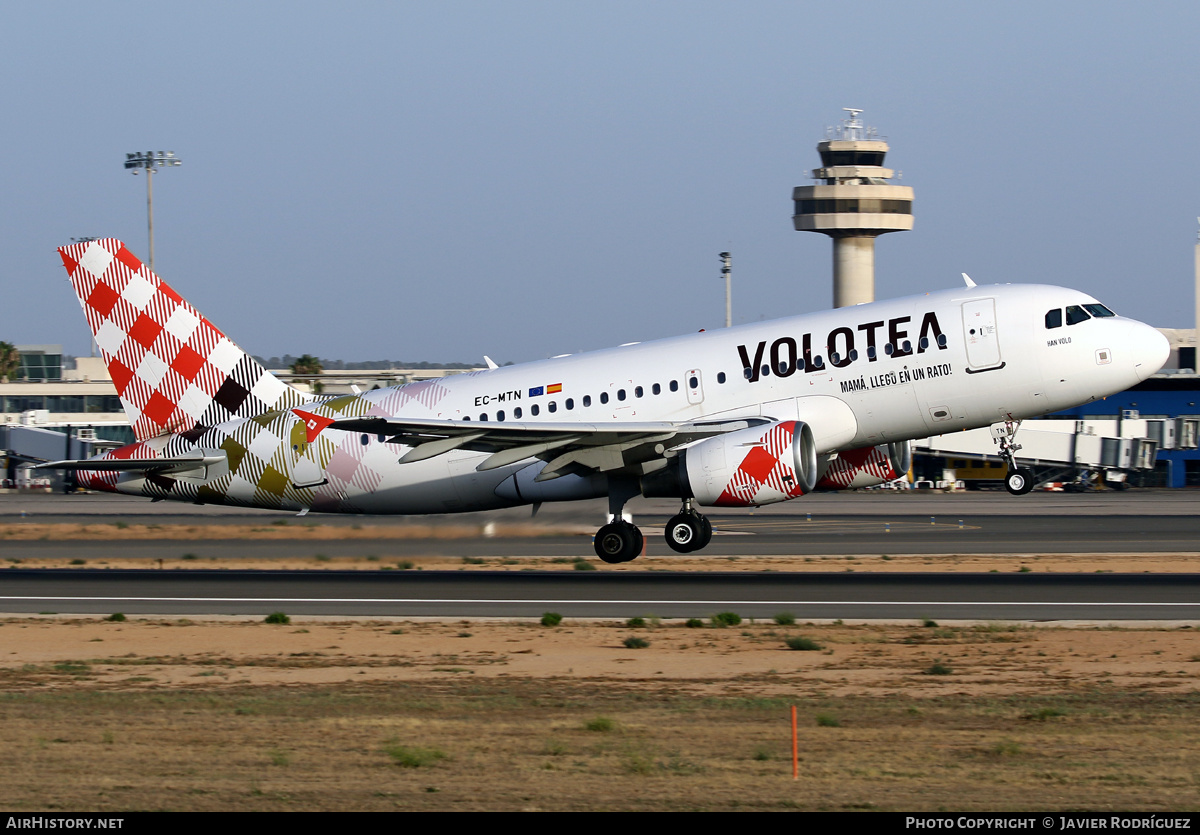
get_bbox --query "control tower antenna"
[792,109,913,308]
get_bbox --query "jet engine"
[678,420,817,507]
[815,440,911,490]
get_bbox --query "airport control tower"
[792,109,913,308]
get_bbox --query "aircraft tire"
[665,514,702,553]
[1004,468,1036,496]
[595,521,643,563]
[696,514,713,549]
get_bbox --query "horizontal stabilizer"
[31,453,226,475]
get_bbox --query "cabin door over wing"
[685,369,704,405]
[961,298,1003,371]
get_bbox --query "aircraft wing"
[328,416,768,480]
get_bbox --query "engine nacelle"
[681,420,817,507]
[815,440,911,490]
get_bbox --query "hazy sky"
[3,1,1199,364]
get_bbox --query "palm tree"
[290,354,325,394]
[0,342,19,383]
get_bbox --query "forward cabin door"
[961,298,1003,372]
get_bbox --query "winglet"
[962,273,977,288]
[483,356,499,370]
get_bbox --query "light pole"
[124,151,182,272]
[719,251,732,327]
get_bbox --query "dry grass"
[1,617,1199,811]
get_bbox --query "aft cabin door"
[288,416,328,489]
[961,299,1003,372]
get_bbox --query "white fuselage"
[100,282,1168,515]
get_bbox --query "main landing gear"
[664,502,712,554]
[592,485,713,563]
[992,419,1036,496]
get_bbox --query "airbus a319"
[39,239,1169,562]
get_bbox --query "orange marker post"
[791,705,798,780]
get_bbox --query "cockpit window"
[1045,309,1062,329]
[1065,305,1091,326]
[1083,303,1115,318]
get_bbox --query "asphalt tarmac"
[1,489,1197,619]
[0,489,1196,559]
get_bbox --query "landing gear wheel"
[665,514,702,553]
[664,512,713,553]
[1005,468,1035,496]
[594,521,643,563]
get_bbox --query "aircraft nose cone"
[1131,322,1170,381]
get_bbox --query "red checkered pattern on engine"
[714,420,807,507]
[817,446,898,489]
[58,240,304,442]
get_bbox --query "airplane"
[37,239,1169,563]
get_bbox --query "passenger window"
[937,334,948,348]
[617,389,626,401]
[1066,305,1090,325]
[514,407,522,419]
[867,345,876,359]
[884,343,894,356]
[716,372,726,384]
[582,395,591,407]
[479,413,488,421]
[689,376,698,389]
[1045,309,1063,329]
[497,410,505,421]
[653,383,662,394]
[849,349,859,361]
[548,401,557,413]
[634,387,643,398]
[565,398,574,410]
[760,364,770,377]
[670,380,679,392]
[600,392,609,404]
[531,404,540,416]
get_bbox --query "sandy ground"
[4,614,1199,695]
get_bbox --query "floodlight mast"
[123,151,182,272]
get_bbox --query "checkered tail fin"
[58,239,310,442]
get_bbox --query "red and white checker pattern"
[714,421,808,507]
[58,239,296,442]
[817,445,902,490]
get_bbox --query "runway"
[3,569,1200,620]
[1,490,1197,619]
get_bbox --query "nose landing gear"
[992,419,1036,495]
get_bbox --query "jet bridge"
[1,425,113,490]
